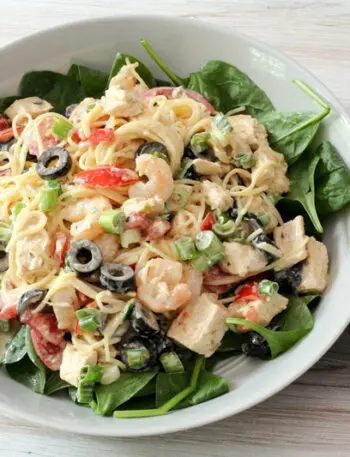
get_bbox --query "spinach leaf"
[217,331,245,352]
[0,96,20,114]
[155,371,229,408]
[117,395,156,411]
[227,295,317,358]
[108,53,156,88]
[134,378,156,397]
[68,386,78,402]
[92,370,158,415]
[140,39,274,116]
[314,141,350,215]
[45,371,70,396]
[6,355,46,394]
[25,325,46,372]
[282,153,323,232]
[4,325,27,364]
[68,64,108,98]
[19,71,84,113]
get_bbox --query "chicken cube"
[202,180,233,211]
[229,114,267,150]
[228,292,288,328]
[5,97,53,120]
[51,287,76,331]
[296,237,329,294]
[220,241,268,278]
[252,145,289,195]
[167,293,227,357]
[102,86,142,117]
[60,343,98,387]
[122,196,164,217]
[273,216,309,271]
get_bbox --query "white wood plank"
[1,1,350,455]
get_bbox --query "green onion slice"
[99,210,126,234]
[175,236,197,261]
[52,118,73,140]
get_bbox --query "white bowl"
[1,14,350,437]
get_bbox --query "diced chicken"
[240,195,279,232]
[102,86,142,117]
[122,196,164,218]
[252,145,289,195]
[5,97,52,120]
[69,97,98,123]
[228,293,289,328]
[220,241,268,278]
[193,159,222,175]
[296,237,329,294]
[51,287,76,331]
[60,343,97,387]
[229,115,267,151]
[202,180,233,211]
[16,233,50,280]
[167,293,227,357]
[273,216,309,271]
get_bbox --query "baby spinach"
[19,70,84,113]
[92,370,158,416]
[68,64,108,99]
[108,52,156,88]
[45,371,70,396]
[4,325,27,364]
[141,39,274,117]
[0,96,20,114]
[227,295,317,358]
[217,331,245,353]
[314,141,350,215]
[6,355,46,394]
[282,153,323,233]
[25,325,46,373]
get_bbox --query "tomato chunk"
[234,282,260,304]
[0,116,10,131]
[200,212,215,231]
[86,128,115,146]
[74,166,138,188]
[71,130,82,144]
[31,329,66,371]
[21,311,64,346]
[126,212,152,230]
[0,303,17,320]
[145,219,171,241]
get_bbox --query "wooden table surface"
[1,1,350,455]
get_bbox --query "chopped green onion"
[195,230,224,259]
[122,302,135,321]
[80,364,102,383]
[176,158,194,179]
[258,279,279,298]
[211,113,233,147]
[190,132,211,155]
[257,212,271,227]
[151,150,168,162]
[160,352,185,374]
[126,348,150,370]
[99,210,126,234]
[0,221,12,244]
[113,355,204,418]
[234,151,255,169]
[120,229,141,248]
[52,118,73,140]
[207,252,225,267]
[76,365,102,404]
[175,236,197,261]
[214,210,229,225]
[213,220,236,239]
[166,187,190,212]
[191,253,211,272]
[76,381,94,404]
[39,180,60,212]
[12,202,25,220]
[75,308,102,332]
[0,318,10,333]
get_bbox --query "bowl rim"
[1,13,350,436]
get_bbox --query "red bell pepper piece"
[74,166,138,188]
[200,212,215,231]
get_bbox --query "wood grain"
[1,1,350,455]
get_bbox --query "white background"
[1,1,350,456]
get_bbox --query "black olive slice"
[274,263,303,292]
[17,288,47,316]
[0,250,9,272]
[241,332,271,359]
[136,141,169,162]
[36,147,72,180]
[68,240,102,275]
[100,263,134,293]
[129,301,159,335]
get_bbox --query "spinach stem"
[140,39,184,86]
[274,80,331,143]
[113,356,204,419]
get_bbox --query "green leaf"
[155,371,229,409]
[282,153,323,233]
[261,111,321,164]
[93,370,158,415]
[0,96,20,114]
[68,386,78,402]
[108,53,156,88]
[314,141,350,215]
[19,70,84,113]
[4,325,27,364]
[6,355,46,394]
[186,60,274,117]
[227,295,317,358]
[68,64,108,98]
[45,371,70,396]
[217,331,245,353]
[25,325,46,372]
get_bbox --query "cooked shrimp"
[182,265,203,302]
[61,197,112,240]
[128,154,174,201]
[136,258,192,313]
[94,233,119,262]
